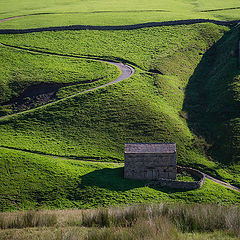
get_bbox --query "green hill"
[1,147,239,212]
[0,45,119,112]
[184,25,240,165]
[0,0,240,211]
[0,24,240,210]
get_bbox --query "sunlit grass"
[0,0,239,28]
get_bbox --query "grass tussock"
[163,204,240,234]
[87,216,180,240]
[0,204,240,239]
[0,211,57,229]
[82,204,240,237]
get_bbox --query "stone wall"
[124,153,176,180]
[0,19,239,34]
[146,166,205,190]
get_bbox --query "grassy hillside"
[0,0,240,212]
[0,24,228,161]
[0,147,239,212]
[0,0,239,29]
[0,45,119,114]
[0,23,228,104]
[183,25,240,171]
[0,23,222,114]
[0,23,240,211]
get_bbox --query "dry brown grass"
[0,204,239,239]
[81,204,240,236]
[0,211,57,229]
[87,216,180,240]
[0,226,88,240]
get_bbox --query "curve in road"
[0,43,135,120]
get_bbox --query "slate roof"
[125,143,176,154]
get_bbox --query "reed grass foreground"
[0,203,239,239]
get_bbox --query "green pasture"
[0,23,240,189]
[0,23,227,73]
[0,23,224,112]
[0,45,119,105]
[0,0,239,28]
[1,147,239,212]
[197,0,240,11]
[0,0,239,211]
[0,24,227,159]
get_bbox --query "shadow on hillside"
[81,167,190,193]
[182,26,240,164]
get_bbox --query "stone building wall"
[124,153,176,180]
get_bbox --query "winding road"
[0,42,135,120]
[0,14,240,193]
[204,174,240,192]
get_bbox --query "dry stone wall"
[0,19,239,34]
[146,166,205,190]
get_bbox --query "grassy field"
[1,147,240,212]
[0,23,240,211]
[0,0,239,29]
[0,0,240,217]
[0,45,119,106]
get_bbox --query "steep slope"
[183,25,240,165]
[0,24,228,165]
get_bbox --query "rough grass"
[0,204,240,239]
[0,211,57,229]
[82,204,240,235]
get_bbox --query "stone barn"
[124,143,177,180]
